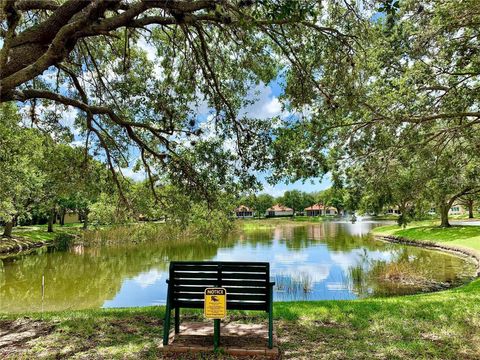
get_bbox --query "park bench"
[163,261,275,349]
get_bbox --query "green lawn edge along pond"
[0,224,82,255]
[1,221,480,359]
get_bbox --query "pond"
[0,220,475,313]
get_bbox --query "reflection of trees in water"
[0,232,235,313]
[0,260,4,288]
[243,222,388,253]
[347,246,475,298]
[1,246,127,312]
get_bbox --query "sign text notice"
[204,288,227,319]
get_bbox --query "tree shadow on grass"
[0,319,54,353]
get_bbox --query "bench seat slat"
[174,292,267,301]
[171,279,268,287]
[174,300,267,311]
[220,265,268,272]
[172,264,219,271]
[218,272,267,280]
[174,285,267,294]
[175,264,268,273]
[170,261,269,266]
[171,279,218,286]
[173,272,218,279]
[220,279,268,287]
[173,274,268,281]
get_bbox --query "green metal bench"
[162,261,275,349]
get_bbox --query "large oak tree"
[0,0,362,200]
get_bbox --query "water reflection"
[0,221,475,313]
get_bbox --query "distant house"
[428,204,467,216]
[235,205,254,218]
[305,204,339,216]
[57,211,80,224]
[325,206,338,216]
[266,204,294,217]
[305,203,324,216]
[449,204,466,216]
[385,206,401,215]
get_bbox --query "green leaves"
[0,103,45,222]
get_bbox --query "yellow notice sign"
[204,288,227,319]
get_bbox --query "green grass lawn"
[1,279,480,359]
[372,221,480,252]
[290,215,329,222]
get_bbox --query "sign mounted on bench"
[204,288,227,319]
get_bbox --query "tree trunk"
[467,201,474,219]
[60,208,66,226]
[2,221,14,238]
[82,211,89,230]
[439,204,451,227]
[47,208,55,233]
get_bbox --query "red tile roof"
[235,205,253,212]
[267,204,293,212]
[304,203,325,211]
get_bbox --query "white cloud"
[274,252,309,263]
[137,37,163,78]
[264,97,282,116]
[262,183,288,198]
[71,140,85,147]
[133,269,163,288]
[58,106,80,135]
[121,166,146,181]
[239,82,286,119]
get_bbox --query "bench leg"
[163,307,171,345]
[268,285,274,349]
[175,307,180,334]
[163,301,171,345]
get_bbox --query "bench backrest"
[168,261,271,311]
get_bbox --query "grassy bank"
[1,278,480,359]
[0,222,176,255]
[372,221,480,252]
[0,224,82,255]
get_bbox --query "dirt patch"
[312,319,344,328]
[0,318,54,355]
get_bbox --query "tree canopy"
[1,0,479,230]
[0,0,362,200]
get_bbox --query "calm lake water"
[0,220,475,313]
